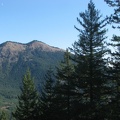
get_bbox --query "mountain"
[0,40,64,107]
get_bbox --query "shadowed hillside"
[0,40,64,108]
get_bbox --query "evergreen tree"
[0,111,7,120]
[70,0,108,119]
[104,0,120,28]
[12,70,40,120]
[107,35,120,119]
[56,49,75,120]
[40,68,57,120]
[103,1,120,118]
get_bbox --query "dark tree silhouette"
[70,0,109,119]
[40,68,57,120]
[56,49,75,120]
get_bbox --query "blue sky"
[0,0,118,49]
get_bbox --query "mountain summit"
[0,40,64,103]
[0,40,64,63]
[0,40,63,52]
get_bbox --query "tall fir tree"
[107,35,120,119]
[40,68,57,120]
[56,49,75,120]
[104,1,120,119]
[70,0,109,119]
[104,0,120,28]
[12,70,40,120]
[0,111,7,120]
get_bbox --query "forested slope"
[0,40,64,106]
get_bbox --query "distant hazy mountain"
[0,40,64,105]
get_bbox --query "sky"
[0,0,118,49]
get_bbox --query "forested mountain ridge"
[0,40,64,107]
